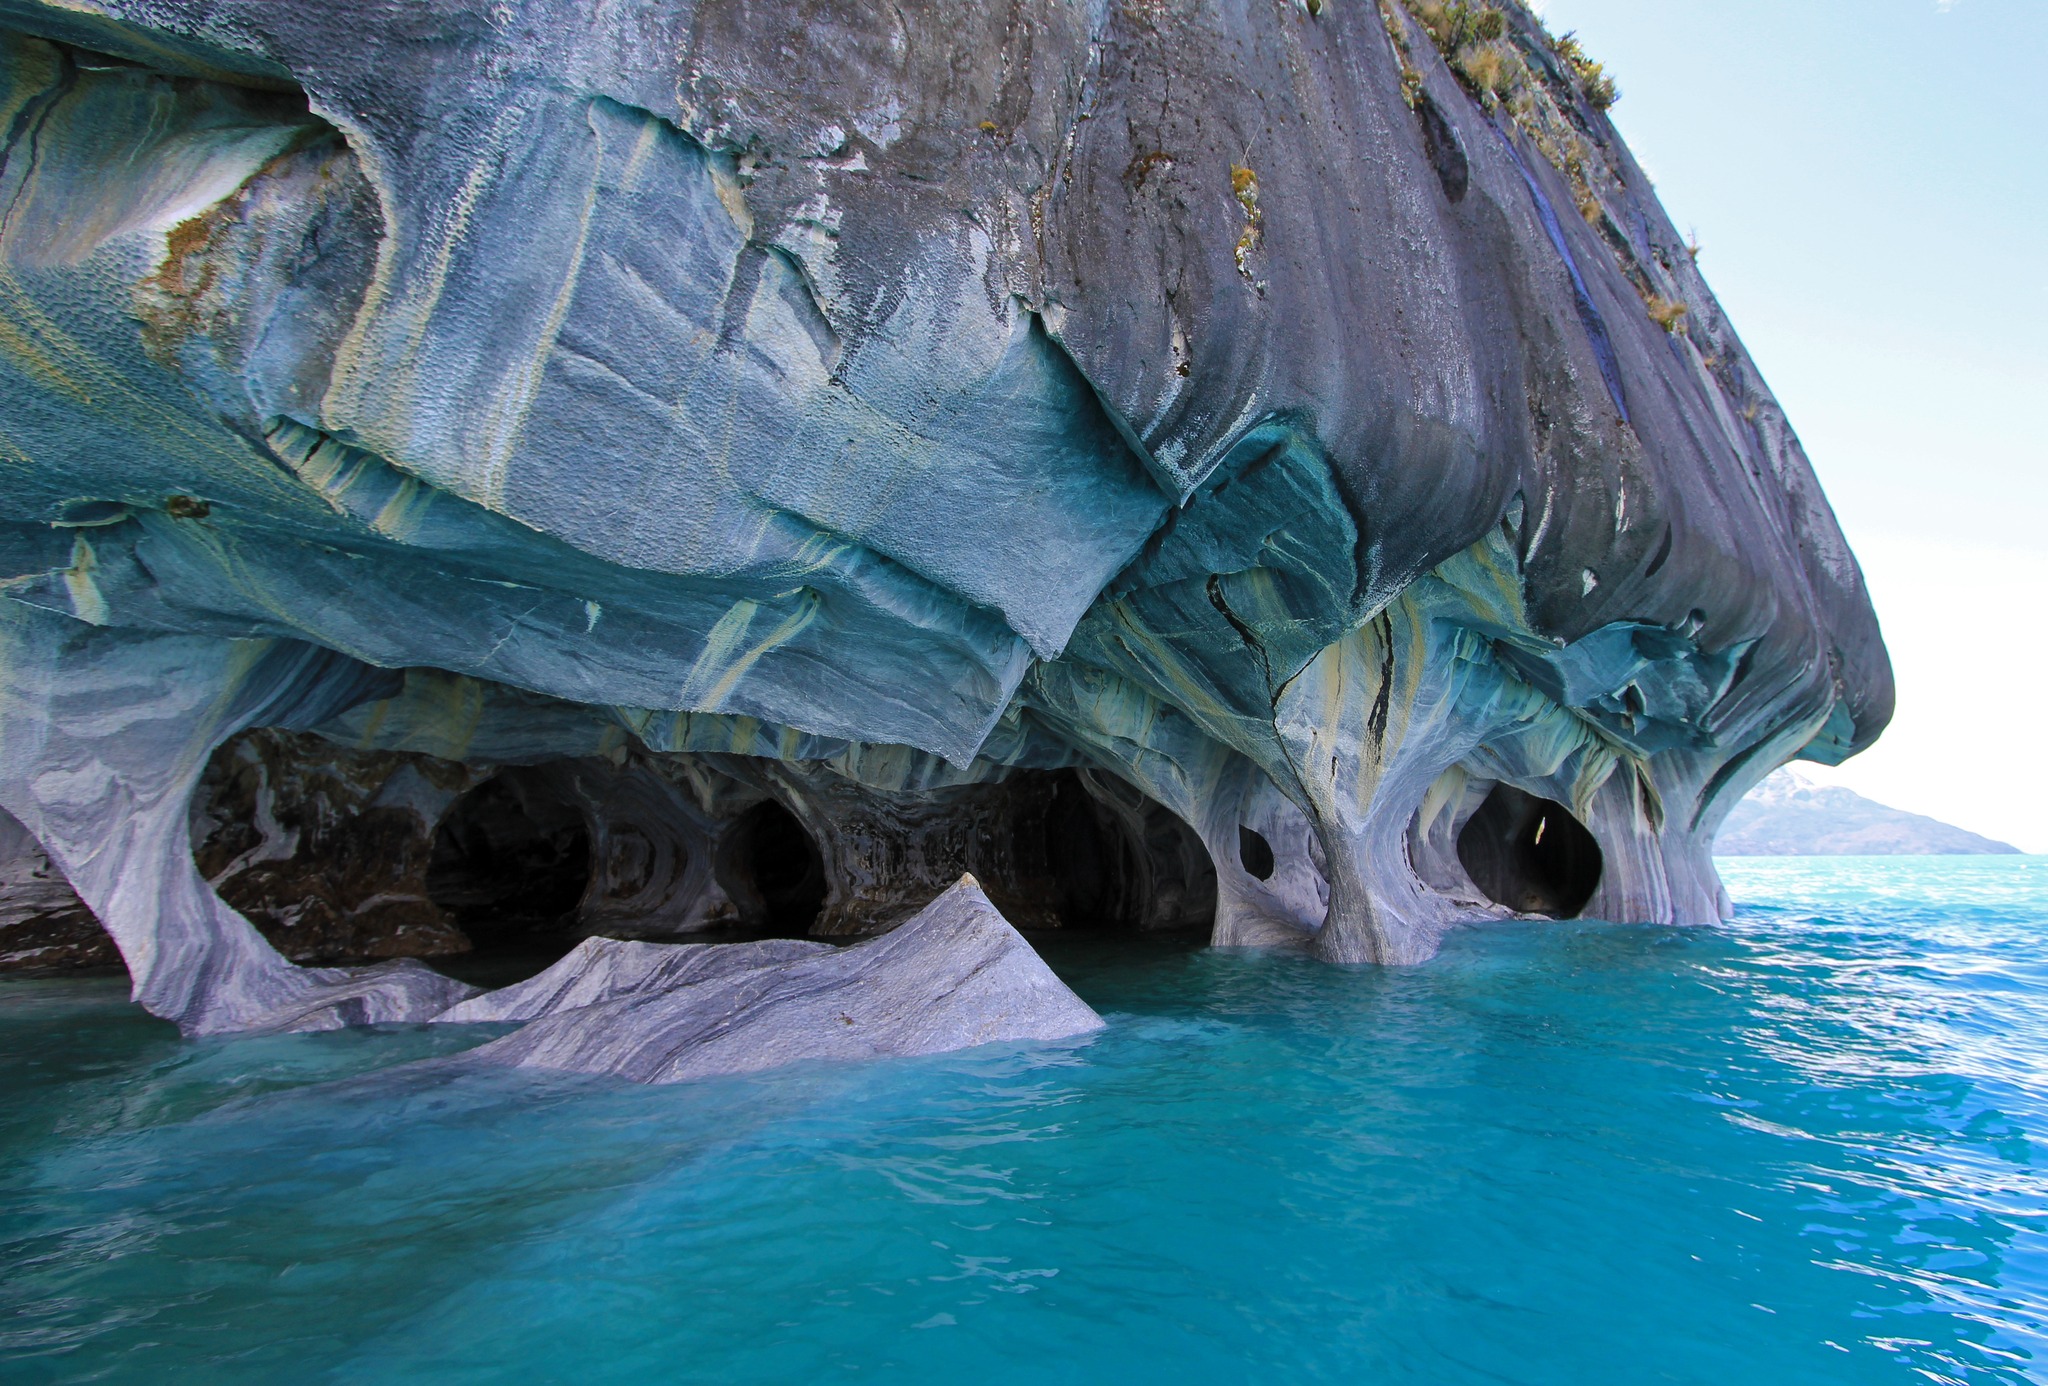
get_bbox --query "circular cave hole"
[714,799,828,936]
[426,773,592,954]
[1454,783,1603,919]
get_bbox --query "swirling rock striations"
[0,0,1890,1036]
[453,878,1105,1084]
[435,936,837,1025]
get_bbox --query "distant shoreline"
[1716,852,2042,860]
[1715,770,2023,856]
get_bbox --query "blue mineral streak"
[1495,124,1632,424]
[2,857,2043,1383]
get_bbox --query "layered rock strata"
[0,0,1891,1035]
[435,936,835,1026]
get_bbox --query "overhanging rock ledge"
[0,0,1891,1034]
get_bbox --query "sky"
[1529,0,2048,852]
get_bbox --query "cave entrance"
[1238,825,1276,881]
[715,799,828,936]
[1041,772,1138,930]
[1455,783,1602,918]
[426,772,593,952]
[1000,770,1216,934]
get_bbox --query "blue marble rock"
[0,0,1891,1038]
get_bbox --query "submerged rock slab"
[460,880,1104,1084]
[434,936,832,1025]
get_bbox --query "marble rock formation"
[451,878,1105,1084]
[0,0,1891,1035]
[436,937,834,1025]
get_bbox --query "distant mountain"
[1716,769,2021,856]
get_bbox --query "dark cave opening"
[1041,772,1138,930]
[1238,825,1276,881]
[998,770,1217,934]
[714,799,828,936]
[1454,783,1603,919]
[426,773,593,951]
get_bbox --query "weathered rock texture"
[458,878,1105,1084]
[192,728,479,962]
[0,0,1891,1033]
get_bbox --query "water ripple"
[0,857,2043,1382]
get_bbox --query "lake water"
[3,856,2045,1383]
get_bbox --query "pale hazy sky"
[1531,0,2048,852]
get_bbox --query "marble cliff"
[0,0,1891,1039]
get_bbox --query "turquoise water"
[3,857,2045,1383]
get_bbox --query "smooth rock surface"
[433,935,832,1025]
[463,879,1105,1084]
